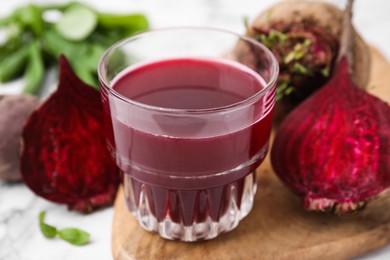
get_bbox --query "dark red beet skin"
[21,56,120,213]
[271,58,390,214]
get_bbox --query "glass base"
[124,172,257,242]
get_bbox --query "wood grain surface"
[111,47,390,260]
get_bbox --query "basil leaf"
[39,211,57,239]
[58,228,90,246]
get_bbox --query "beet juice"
[101,56,275,240]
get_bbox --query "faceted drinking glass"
[98,27,278,241]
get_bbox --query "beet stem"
[337,0,354,73]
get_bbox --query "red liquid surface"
[102,58,274,225]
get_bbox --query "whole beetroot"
[248,1,370,87]
[241,1,371,122]
[0,94,40,181]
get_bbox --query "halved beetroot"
[21,55,120,213]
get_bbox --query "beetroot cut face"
[21,55,120,213]
[270,0,390,215]
[271,57,390,214]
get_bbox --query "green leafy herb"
[258,29,288,48]
[303,39,312,47]
[39,211,57,238]
[284,39,312,64]
[271,29,288,45]
[276,81,295,101]
[58,228,90,246]
[0,3,149,93]
[292,62,308,75]
[321,67,330,77]
[38,211,90,246]
[285,86,295,95]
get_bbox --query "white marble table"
[0,0,389,259]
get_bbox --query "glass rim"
[98,26,279,114]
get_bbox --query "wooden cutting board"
[112,47,390,260]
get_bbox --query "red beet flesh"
[21,56,120,213]
[271,58,390,214]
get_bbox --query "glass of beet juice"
[98,27,278,241]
